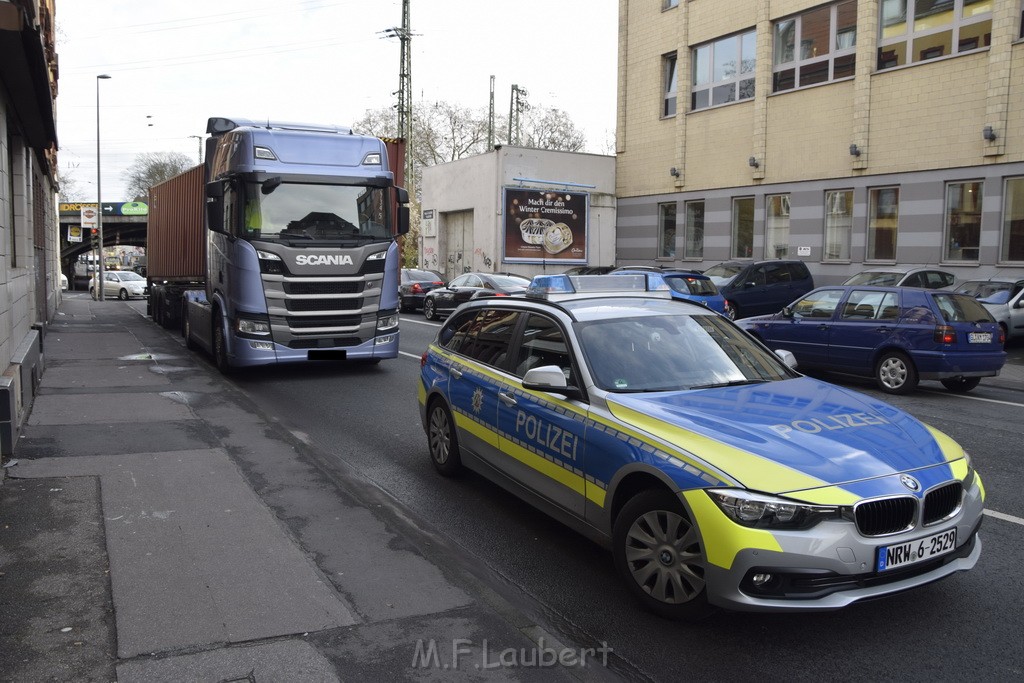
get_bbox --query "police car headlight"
[707,489,841,530]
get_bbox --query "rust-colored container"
[147,165,206,281]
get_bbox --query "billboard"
[503,187,587,264]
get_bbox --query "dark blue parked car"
[704,260,814,320]
[737,285,1005,394]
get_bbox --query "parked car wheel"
[613,489,712,621]
[399,297,414,313]
[427,399,462,476]
[90,288,97,300]
[726,302,738,321]
[424,298,438,321]
[119,288,130,301]
[875,351,918,395]
[940,376,981,393]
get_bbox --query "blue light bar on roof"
[526,273,658,299]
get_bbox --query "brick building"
[615,0,1024,283]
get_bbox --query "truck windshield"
[242,182,390,243]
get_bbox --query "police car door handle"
[498,392,517,407]
[450,367,464,379]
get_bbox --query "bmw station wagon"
[738,285,1005,395]
[418,275,984,618]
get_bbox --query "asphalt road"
[148,303,1024,681]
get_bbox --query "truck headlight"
[377,313,399,331]
[707,489,842,530]
[237,317,271,336]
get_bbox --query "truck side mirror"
[396,187,409,204]
[396,205,410,235]
[205,183,224,233]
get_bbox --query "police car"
[418,274,984,618]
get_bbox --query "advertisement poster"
[503,188,587,264]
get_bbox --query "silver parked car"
[843,266,955,289]
[955,278,1024,341]
[88,270,147,300]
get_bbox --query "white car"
[89,270,147,300]
[59,273,68,291]
[955,278,1024,341]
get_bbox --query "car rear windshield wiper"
[688,379,769,390]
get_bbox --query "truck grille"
[286,315,362,329]
[284,281,363,295]
[287,337,362,349]
[924,482,962,525]
[285,299,361,312]
[855,497,916,536]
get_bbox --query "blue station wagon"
[738,286,1005,394]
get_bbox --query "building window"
[732,197,754,259]
[878,0,992,70]
[6,129,18,268]
[684,200,705,259]
[773,1,857,92]
[1002,178,1024,262]
[658,203,677,258]
[663,0,679,9]
[692,30,756,110]
[867,187,900,261]
[824,190,853,261]
[765,195,791,258]
[943,181,982,261]
[663,53,678,117]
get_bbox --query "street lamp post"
[96,74,111,301]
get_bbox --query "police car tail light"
[934,325,956,344]
[707,489,843,530]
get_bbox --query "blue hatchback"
[613,269,730,315]
[738,285,1005,394]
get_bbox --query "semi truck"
[147,116,409,372]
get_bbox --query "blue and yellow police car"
[418,274,984,618]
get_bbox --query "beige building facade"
[616,0,1024,283]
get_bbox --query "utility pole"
[508,84,528,146]
[488,75,495,150]
[383,0,413,191]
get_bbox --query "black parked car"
[399,268,445,312]
[423,272,530,320]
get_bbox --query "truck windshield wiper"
[688,379,768,390]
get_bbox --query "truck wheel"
[119,288,129,301]
[213,310,233,374]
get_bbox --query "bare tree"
[57,169,87,202]
[522,107,587,152]
[123,151,193,201]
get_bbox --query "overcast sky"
[54,0,618,202]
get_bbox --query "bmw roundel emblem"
[900,474,921,492]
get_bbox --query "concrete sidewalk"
[0,297,607,682]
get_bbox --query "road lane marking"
[399,351,422,360]
[984,509,1024,526]
[400,317,441,327]
[921,388,1024,408]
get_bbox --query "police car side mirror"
[775,349,798,369]
[522,365,584,401]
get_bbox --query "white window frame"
[683,200,705,259]
[942,180,983,262]
[658,202,677,259]
[773,1,858,92]
[877,0,993,70]
[663,52,678,118]
[765,194,791,259]
[1001,177,1024,264]
[691,30,756,111]
[867,186,900,263]
[824,189,854,262]
[731,197,755,259]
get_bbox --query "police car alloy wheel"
[875,351,918,394]
[613,489,712,620]
[427,400,462,476]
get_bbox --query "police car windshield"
[243,182,391,244]
[577,313,792,392]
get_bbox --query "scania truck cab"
[183,117,409,372]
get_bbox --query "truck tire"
[183,304,199,351]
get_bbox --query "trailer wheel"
[213,309,233,374]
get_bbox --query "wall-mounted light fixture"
[983,126,997,142]
[849,144,861,157]
[748,156,759,168]
[670,167,680,177]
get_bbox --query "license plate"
[968,332,992,343]
[877,528,957,572]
